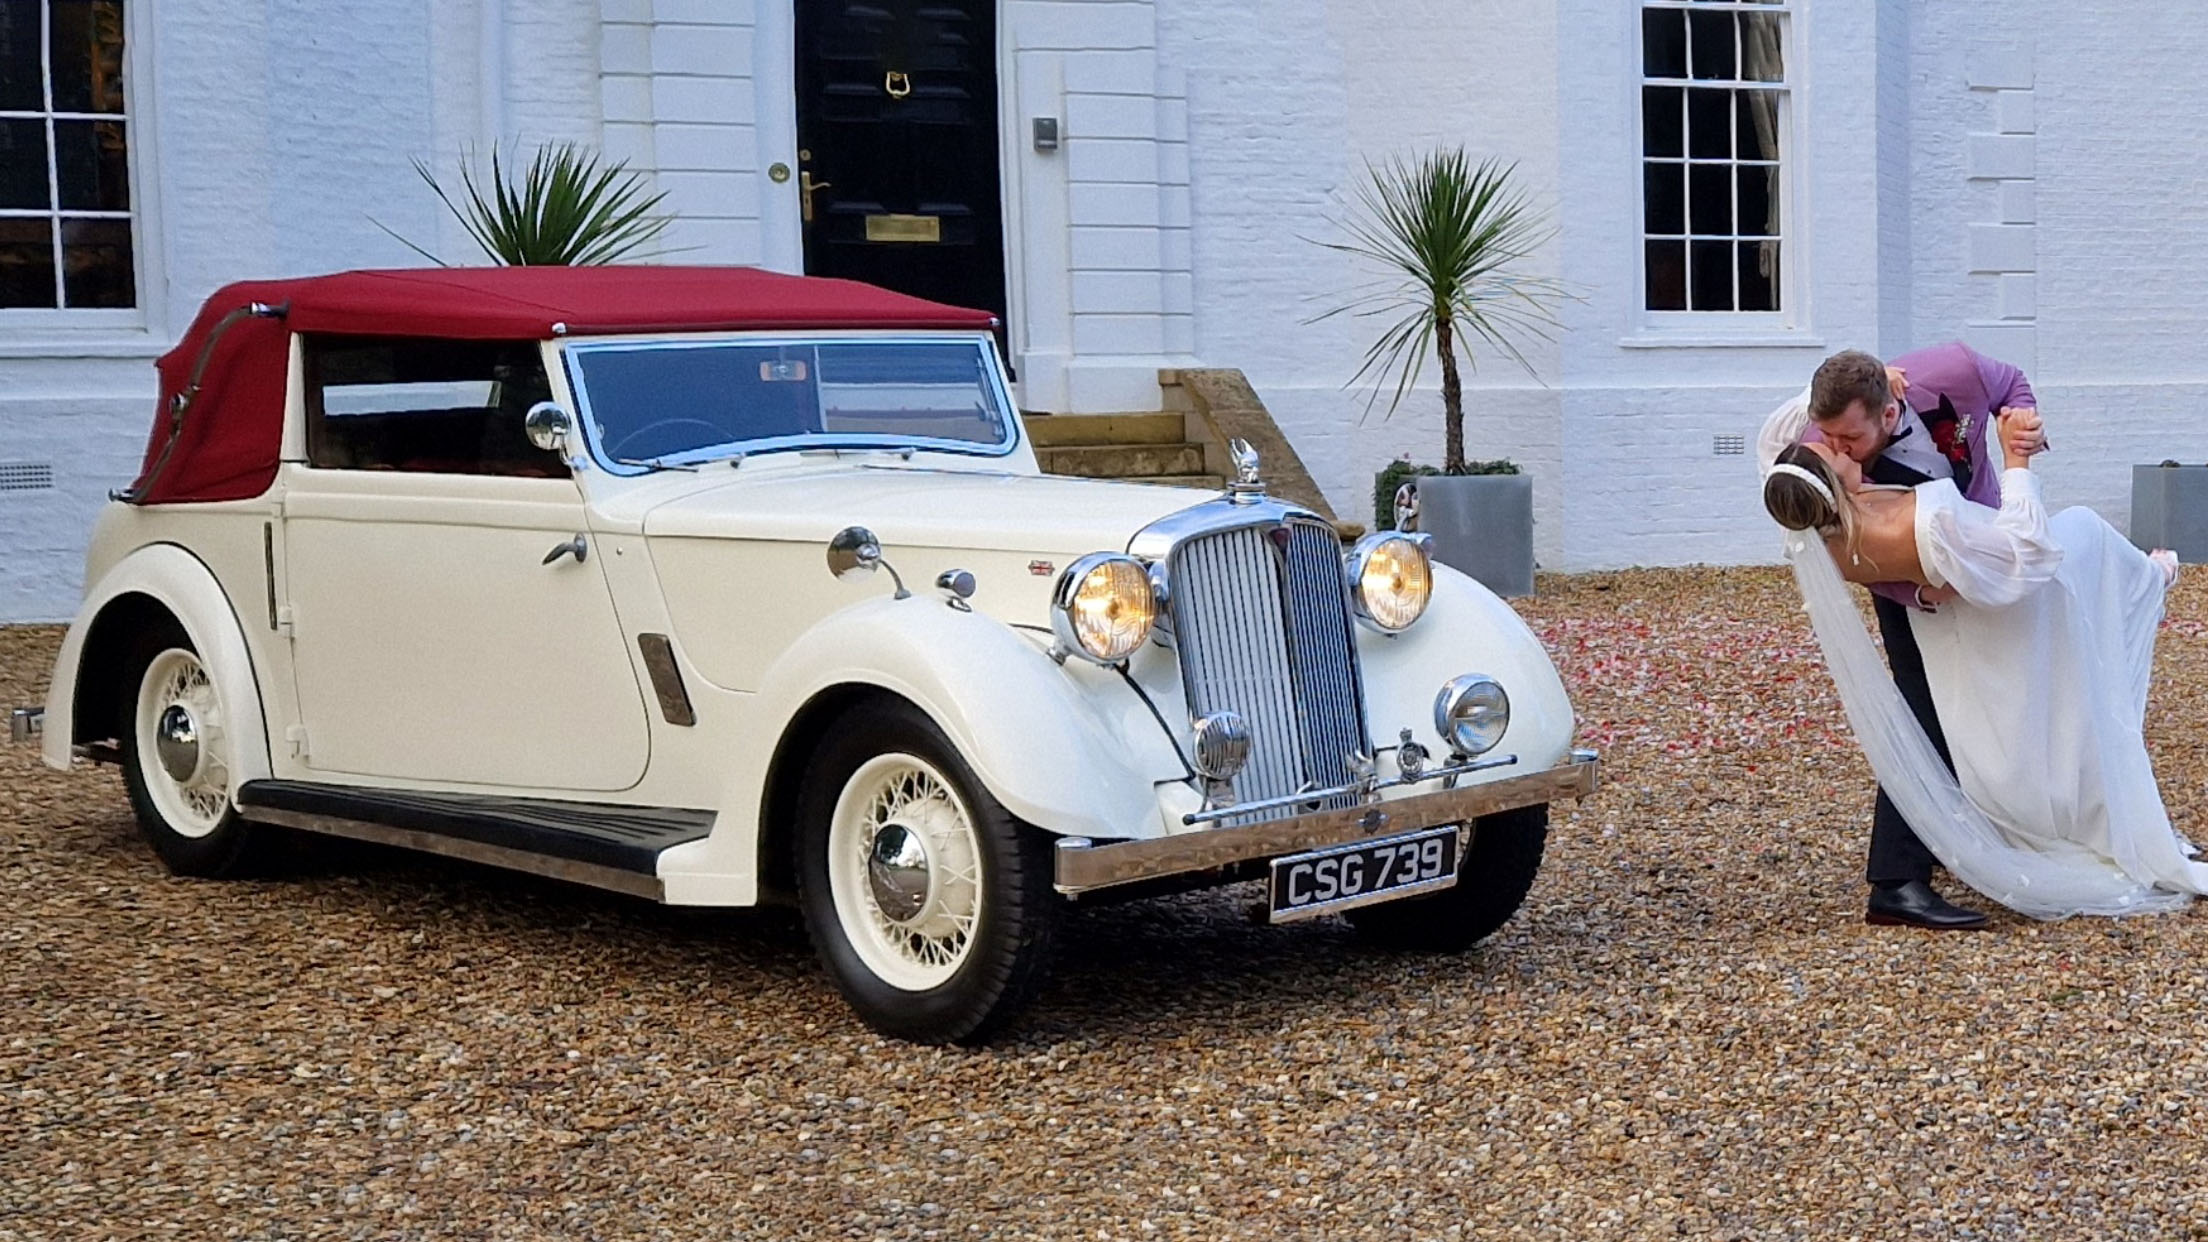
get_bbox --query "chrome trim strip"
[1179,753,1519,826]
[10,707,42,744]
[636,633,697,727]
[240,806,666,901]
[1053,752,1598,895]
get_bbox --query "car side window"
[304,336,567,477]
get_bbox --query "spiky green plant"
[378,142,672,266]
[1314,150,1567,474]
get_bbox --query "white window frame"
[1629,0,1807,347]
[0,0,166,352]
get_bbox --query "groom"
[1760,343,2048,929]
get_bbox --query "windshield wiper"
[612,455,702,472]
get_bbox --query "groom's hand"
[2000,406,2046,456]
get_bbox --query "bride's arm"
[1920,467,2063,607]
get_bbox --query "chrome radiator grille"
[1168,518,1369,822]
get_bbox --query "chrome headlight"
[1435,674,1510,756]
[1347,532,1434,633]
[1051,553,1158,665]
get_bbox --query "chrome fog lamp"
[1051,553,1158,665]
[1347,532,1434,633]
[1434,674,1510,756]
[1190,711,1252,781]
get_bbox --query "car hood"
[639,463,1206,556]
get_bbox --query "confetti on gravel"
[6,567,2208,1241]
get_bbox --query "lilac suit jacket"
[1810,341,2037,610]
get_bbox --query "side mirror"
[827,526,911,599]
[826,526,884,579]
[525,401,572,454]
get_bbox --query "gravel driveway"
[6,567,2207,1241]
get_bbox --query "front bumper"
[1053,749,1599,895]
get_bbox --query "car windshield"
[566,337,1015,469]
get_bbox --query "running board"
[235,780,714,901]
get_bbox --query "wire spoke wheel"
[133,648,231,839]
[826,754,984,992]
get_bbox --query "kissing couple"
[1759,344,2204,925]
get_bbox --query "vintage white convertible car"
[17,267,1597,1043]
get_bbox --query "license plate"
[1267,825,1460,924]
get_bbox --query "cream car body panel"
[276,466,653,790]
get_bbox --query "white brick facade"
[4,0,2207,620]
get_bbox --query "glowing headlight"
[1348,532,1434,633]
[1435,674,1510,756]
[1051,553,1158,664]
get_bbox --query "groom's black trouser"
[1867,593,1952,885]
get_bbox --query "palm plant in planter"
[1315,149,1565,595]
[378,142,672,266]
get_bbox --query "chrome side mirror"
[828,526,911,598]
[827,526,884,578]
[525,401,572,453]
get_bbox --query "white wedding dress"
[1789,466,2208,918]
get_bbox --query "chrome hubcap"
[867,822,933,923]
[155,704,201,783]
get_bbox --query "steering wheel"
[606,418,729,461]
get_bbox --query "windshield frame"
[559,330,1021,477]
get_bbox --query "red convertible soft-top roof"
[128,266,999,504]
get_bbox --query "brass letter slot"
[864,213,942,244]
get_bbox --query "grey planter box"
[2130,465,2208,561]
[1408,473,1534,598]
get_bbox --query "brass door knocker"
[884,70,912,99]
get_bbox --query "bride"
[1762,413,2206,918]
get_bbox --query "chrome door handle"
[542,533,588,565]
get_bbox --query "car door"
[277,335,652,792]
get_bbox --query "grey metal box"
[2129,464,2208,560]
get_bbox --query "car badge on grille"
[1028,560,1056,576]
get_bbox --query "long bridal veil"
[1784,530,2189,919]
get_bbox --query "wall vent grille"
[1712,434,1746,457]
[0,463,54,492]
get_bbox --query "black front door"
[794,0,1007,321]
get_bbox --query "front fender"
[43,542,274,795]
[655,595,1186,905]
[1355,564,1575,781]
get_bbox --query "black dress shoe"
[1866,881,1989,930]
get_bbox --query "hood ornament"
[1227,439,1265,503]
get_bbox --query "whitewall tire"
[119,624,270,877]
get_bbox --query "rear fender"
[43,543,273,796]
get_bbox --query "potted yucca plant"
[1315,149,1565,596]
[377,142,672,266]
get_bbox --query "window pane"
[1690,239,1734,311]
[1643,162,1685,234]
[1738,164,1779,236]
[1645,240,1686,311]
[1687,88,1731,158]
[309,337,562,475]
[0,2,39,111]
[1642,86,1683,158]
[1737,90,1781,162]
[60,215,130,307]
[1739,240,1780,311]
[1689,163,1732,235]
[1688,10,1736,80]
[1642,8,1686,77]
[50,1,128,114]
[54,118,128,210]
[1740,12,1784,82]
[0,216,56,307]
[0,118,50,209]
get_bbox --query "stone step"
[1124,473,1227,489]
[1037,442,1208,479]
[1023,412,1188,448]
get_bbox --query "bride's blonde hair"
[1763,444,1865,566]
